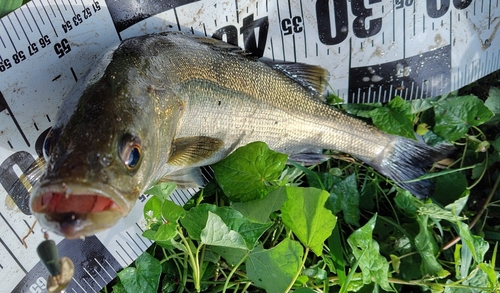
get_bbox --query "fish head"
[30,40,182,239]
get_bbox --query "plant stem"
[222,253,249,293]
[285,246,309,292]
[442,172,500,250]
[178,228,202,292]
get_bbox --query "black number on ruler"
[29,277,47,293]
[28,43,39,56]
[351,0,382,38]
[281,16,303,35]
[213,25,238,45]
[39,35,51,48]
[212,14,269,57]
[54,38,71,58]
[316,0,349,45]
[0,58,12,72]
[62,20,73,33]
[240,15,269,57]
[93,1,101,12]
[83,7,92,19]
[427,0,473,18]
[395,0,414,9]
[12,51,27,64]
[73,14,83,26]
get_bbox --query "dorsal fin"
[268,62,330,96]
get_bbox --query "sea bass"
[31,32,449,239]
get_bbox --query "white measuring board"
[1,0,499,292]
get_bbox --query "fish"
[30,32,451,239]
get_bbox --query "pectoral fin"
[167,136,224,167]
[158,167,205,189]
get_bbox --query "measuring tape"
[1,0,499,291]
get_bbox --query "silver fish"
[30,32,449,239]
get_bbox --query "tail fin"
[375,137,454,199]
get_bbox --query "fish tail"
[374,137,453,199]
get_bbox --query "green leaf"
[414,215,447,276]
[0,0,23,18]
[181,204,271,249]
[246,239,303,293]
[144,195,163,222]
[154,222,178,243]
[231,186,288,223]
[456,221,489,263]
[213,141,287,202]
[145,182,177,202]
[326,173,360,226]
[369,96,416,139]
[281,187,337,256]
[161,199,185,223]
[201,212,248,250]
[394,189,424,217]
[434,95,494,141]
[343,103,383,118]
[484,87,500,125]
[111,280,127,293]
[118,252,162,293]
[346,214,393,291]
[433,171,468,205]
[328,225,346,284]
[210,246,248,266]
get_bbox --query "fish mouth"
[30,182,130,239]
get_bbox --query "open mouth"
[30,183,128,239]
[32,192,119,214]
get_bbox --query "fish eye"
[43,128,58,161]
[118,134,142,170]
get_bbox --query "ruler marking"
[0,34,6,48]
[276,0,286,61]
[14,11,32,44]
[114,250,127,265]
[115,240,134,262]
[125,231,143,251]
[23,219,35,234]
[53,0,67,25]
[83,267,101,289]
[81,278,95,293]
[95,258,114,279]
[0,92,31,147]
[402,5,405,59]
[0,237,27,273]
[173,8,181,31]
[235,0,239,23]
[0,212,24,245]
[1,19,18,52]
[40,0,59,37]
[392,1,395,42]
[20,9,35,34]
[125,241,139,257]
[30,1,45,27]
[93,267,107,283]
[66,0,77,15]
[70,66,78,81]
[6,15,21,41]
[71,278,87,293]
[299,0,306,58]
